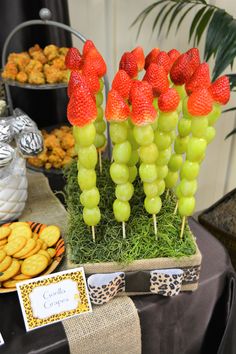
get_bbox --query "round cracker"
[0,259,21,281]
[0,238,7,246]
[13,239,36,258]
[38,250,51,263]
[21,254,48,276]
[0,255,12,272]
[0,249,6,263]
[21,240,42,258]
[47,248,56,258]
[0,226,11,240]
[13,273,31,280]
[39,225,60,247]
[8,226,32,242]
[4,236,27,256]
[9,222,30,230]
[2,279,22,288]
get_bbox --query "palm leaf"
[225,128,236,139]
[223,107,236,113]
[227,74,236,90]
[193,8,214,46]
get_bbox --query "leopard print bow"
[150,269,184,296]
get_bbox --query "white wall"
[68,0,236,211]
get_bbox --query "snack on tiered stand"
[0,109,43,222]
[65,43,230,304]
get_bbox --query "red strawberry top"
[145,48,160,70]
[82,39,96,56]
[158,88,180,112]
[65,48,82,70]
[185,62,211,95]
[131,47,145,71]
[187,88,213,116]
[67,85,97,127]
[105,90,130,122]
[143,63,169,97]
[83,47,107,78]
[112,70,132,100]
[129,80,153,104]
[156,51,171,73]
[170,48,201,85]
[168,49,181,65]
[209,76,230,105]
[119,52,138,78]
[131,89,157,126]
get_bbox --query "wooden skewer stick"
[99,150,102,174]
[174,201,178,215]
[153,214,157,240]
[166,189,170,199]
[122,221,126,239]
[180,216,186,239]
[92,226,96,243]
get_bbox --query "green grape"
[208,103,221,126]
[80,187,100,208]
[186,137,207,162]
[165,171,179,189]
[154,131,171,150]
[153,98,158,111]
[168,154,183,172]
[206,126,216,144]
[151,119,158,131]
[178,197,196,216]
[144,196,162,214]
[83,206,101,226]
[94,120,106,134]
[113,141,132,164]
[97,106,104,121]
[94,133,106,149]
[78,145,97,169]
[175,184,182,199]
[139,163,157,183]
[139,143,158,164]
[191,117,208,138]
[127,128,139,149]
[133,125,154,146]
[174,136,189,154]
[177,101,182,114]
[99,78,104,91]
[170,130,176,143]
[143,180,159,197]
[179,179,197,197]
[77,168,96,190]
[157,111,178,133]
[173,84,186,100]
[115,182,134,201]
[128,150,139,167]
[74,143,79,154]
[156,147,171,166]
[110,122,128,143]
[73,124,96,147]
[156,165,168,179]
[96,91,103,106]
[178,118,191,137]
[180,161,200,180]
[129,166,137,183]
[156,179,165,196]
[110,163,129,184]
[113,199,131,222]
[182,97,192,119]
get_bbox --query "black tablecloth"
[0,217,235,354]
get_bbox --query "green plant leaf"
[189,6,206,42]
[227,74,236,89]
[159,3,179,35]
[194,8,214,46]
[131,1,162,28]
[223,107,236,113]
[175,4,196,33]
[152,3,171,33]
[225,128,236,139]
[166,2,186,35]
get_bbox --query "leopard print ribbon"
[150,269,184,296]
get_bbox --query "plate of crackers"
[0,221,65,293]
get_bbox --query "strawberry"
[158,88,180,112]
[144,48,160,70]
[131,89,157,126]
[170,53,194,85]
[119,52,138,78]
[83,40,96,56]
[105,90,130,122]
[131,46,145,71]
[156,51,171,73]
[112,70,132,99]
[84,73,100,95]
[67,70,87,98]
[208,76,230,105]
[185,63,211,95]
[143,63,169,97]
[187,88,213,116]
[186,48,201,72]
[83,48,107,77]
[168,49,181,65]
[65,47,82,70]
[67,86,97,126]
[129,80,153,104]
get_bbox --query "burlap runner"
[20,171,142,354]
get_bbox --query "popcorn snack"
[2,44,70,85]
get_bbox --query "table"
[0,197,236,354]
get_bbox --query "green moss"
[64,160,196,264]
